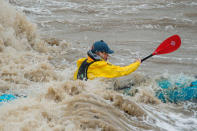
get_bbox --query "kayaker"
[74,40,141,80]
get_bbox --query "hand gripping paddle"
[141,35,181,62]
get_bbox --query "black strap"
[77,59,94,81]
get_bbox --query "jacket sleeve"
[88,61,141,79]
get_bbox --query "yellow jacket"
[74,57,141,80]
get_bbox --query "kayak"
[0,94,17,103]
[156,80,197,103]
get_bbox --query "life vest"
[77,59,95,80]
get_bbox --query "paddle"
[141,35,181,62]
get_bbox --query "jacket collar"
[87,50,102,61]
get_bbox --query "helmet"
[91,40,114,54]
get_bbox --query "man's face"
[98,52,109,61]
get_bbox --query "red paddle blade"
[153,35,181,55]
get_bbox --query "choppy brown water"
[0,0,197,131]
[10,0,197,75]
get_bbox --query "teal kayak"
[156,80,197,103]
[0,94,17,103]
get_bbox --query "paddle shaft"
[141,54,153,63]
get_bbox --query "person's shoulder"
[76,58,86,65]
[92,60,110,66]
[77,58,86,62]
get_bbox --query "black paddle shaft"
[141,54,153,63]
